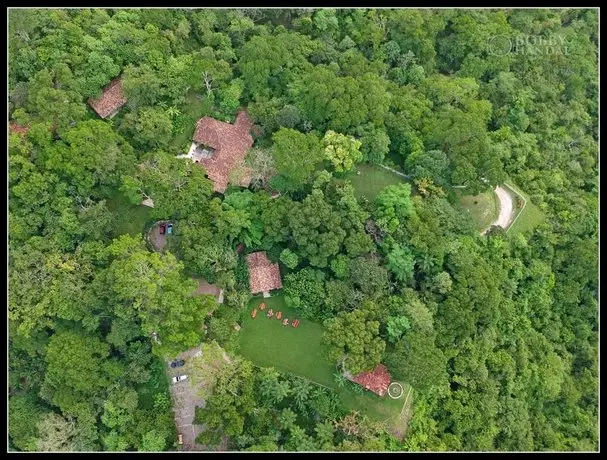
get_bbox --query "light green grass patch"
[168,91,213,154]
[346,163,408,203]
[238,295,405,423]
[239,296,333,385]
[455,189,500,232]
[106,192,151,237]
[504,181,546,235]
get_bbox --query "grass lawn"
[137,356,171,410]
[239,296,334,386]
[168,91,213,154]
[106,192,151,237]
[455,189,500,232]
[346,163,408,203]
[239,295,406,423]
[504,182,546,236]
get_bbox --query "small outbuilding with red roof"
[349,364,393,397]
[246,251,283,296]
[88,76,127,119]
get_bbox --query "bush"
[279,248,299,269]
[235,257,250,291]
[309,386,346,420]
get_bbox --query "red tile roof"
[246,251,283,294]
[9,122,29,135]
[192,111,254,193]
[88,77,127,119]
[352,364,392,396]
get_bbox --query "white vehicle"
[172,375,188,383]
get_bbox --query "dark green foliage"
[8,394,47,451]
[385,331,448,391]
[8,7,598,453]
[283,268,326,320]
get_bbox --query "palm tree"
[279,408,297,431]
[314,421,335,445]
[418,253,436,276]
[166,106,181,118]
[260,370,290,405]
[291,378,312,411]
[333,372,347,388]
[272,380,291,404]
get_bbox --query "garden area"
[106,191,151,237]
[238,295,408,424]
[504,181,546,235]
[346,163,409,204]
[168,90,214,155]
[455,188,500,232]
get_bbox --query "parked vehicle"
[167,223,174,234]
[159,223,166,234]
[170,359,185,368]
[172,375,188,383]
[178,434,183,445]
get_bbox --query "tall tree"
[271,128,323,192]
[323,301,386,375]
[105,234,217,357]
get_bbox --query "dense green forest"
[8,8,598,452]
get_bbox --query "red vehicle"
[159,223,166,234]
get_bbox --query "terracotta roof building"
[246,251,283,295]
[9,122,29,136]
[190,111,254,193]
[350,364,392,397]
[88,77,127,119]
[193,278,224,304]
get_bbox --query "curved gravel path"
[482,186,516,234]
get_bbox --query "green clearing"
[346,163,408,203]
[238,295,406,423]
[455,189,500,232]
[168,91,214,154]
[504,182,546,235]
[106,192,151,237]
[239,296,333,386]
[137,356,171,410]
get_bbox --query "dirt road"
[482,186,516,234]
[494,186,514,228]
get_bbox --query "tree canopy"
[8,7,598,453]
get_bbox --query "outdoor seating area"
[249,306,299,328]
